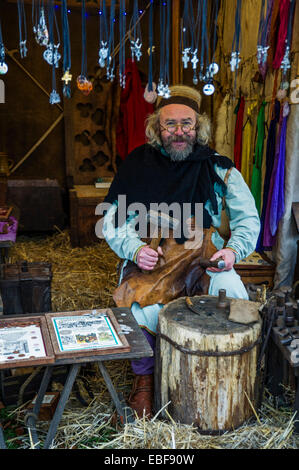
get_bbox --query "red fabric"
[116,59,154,160]
[233,96,245,172]
[272,0,291,69]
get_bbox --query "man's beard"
[161,134,196,161]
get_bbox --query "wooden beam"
[5,49,63,112]
[10,114,64,174]
[172,0,181,85]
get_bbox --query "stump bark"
[154,295,262,432]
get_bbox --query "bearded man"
[101,85,260,419]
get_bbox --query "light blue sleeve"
[102,202,146,262]
[206,166,261,263]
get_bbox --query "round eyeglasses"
[160,123,197,134]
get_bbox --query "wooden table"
[0,307,153,449]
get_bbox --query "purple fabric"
[131,328,156,375]
[0,216,18,242]
[263,102,289,247]
[269,103,289,235]
[256,100,280,252]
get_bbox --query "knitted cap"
[156,85,202,113]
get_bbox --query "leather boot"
[127,374,154,419]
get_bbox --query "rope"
[158,332,261,357]
[17,366,43,407]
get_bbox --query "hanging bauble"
[203,82,215,96]
[77,75,93,96]
[0,62,8,74]
[144,82,157,104]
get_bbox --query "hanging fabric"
[263,101,290,248]
[266,0,280,68]
[116,58,154,161]
[241,101,257,187]
[257,0,274,79]
[251,101,266,215]
[272,0,291,69]
[233,95,245,172]
[279,0,296,80]
[256,99,280,252]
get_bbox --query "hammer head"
[147,209,180,232]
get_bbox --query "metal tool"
[146,209,180,251]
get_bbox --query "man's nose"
[174,125,184,135]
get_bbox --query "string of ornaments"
[1,0,296,107]
[0,21,8,75]
[180,0,219,96]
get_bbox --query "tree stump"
[154,295,262,433]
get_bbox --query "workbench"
[0,307,153,449]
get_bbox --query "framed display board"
[0,316,55,369]
[45,309,131,359]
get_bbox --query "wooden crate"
[69,185,110,247]
[7,179,65,232]
[235,251,276,289]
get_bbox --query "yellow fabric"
[240,102,257,187]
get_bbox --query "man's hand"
[137,245,164,271]
[208,248,236,272]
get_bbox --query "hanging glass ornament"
[43,43,61,68]
[17,0,28,58]
[230,0,242,74]
[182,47,191,69]
[77,0,93,95]
[230,51,241,72]
[0,26,8,75]
[280,45,291,75]
[146,0,155,99]
[33,6,49,46]
[106,0,115,81]
[49,89,61,104]
[144,82,157,104]
[203,81,215,96]
[209,62,219,76]
[77,75,93,96]
[61,0,72,98]
[98,40,108,67]
[157,79,165,97]
[98,1,109,68]
[130,0,142,62]
[130,37,142,62]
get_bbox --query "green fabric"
[251,101,266,215]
